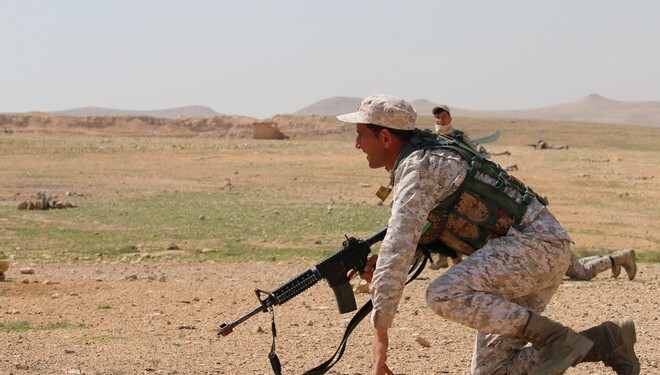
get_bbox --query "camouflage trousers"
[565,253,612,280]
[425,213,572,375]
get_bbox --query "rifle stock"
[217,228,386,336]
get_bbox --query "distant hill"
[51,105,219,118]
[296,94,660,128]
[294,97,363,116]
[10,94,660,128]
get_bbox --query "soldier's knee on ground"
[515,312,593,375]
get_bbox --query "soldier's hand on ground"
[373,326,394,375]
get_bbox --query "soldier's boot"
[579,317,639,375]
[610,249,637,280]
[515,312,593,375]
[428,255,449,270]
[612,263,622,279]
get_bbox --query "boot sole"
[617,317,640,375]
[530,336,593,375]
[625,250,637,280]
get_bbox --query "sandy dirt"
[1,259,658,375]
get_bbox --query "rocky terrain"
[1,260,658,375]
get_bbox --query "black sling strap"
[268,306,283,375]
[267,255,428,375]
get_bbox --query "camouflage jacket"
[370,147,569,328]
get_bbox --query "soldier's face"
[434,111,451,126]
[355,123,388,169]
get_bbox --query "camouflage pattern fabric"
[336,94,417,131]
[370,148,469,327]
[371,147,574,374]
[470,331,539,374]
[427,211,572,374]
[565,253,612,281]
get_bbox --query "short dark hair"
[366,124,415,142]
[432,108,450,116]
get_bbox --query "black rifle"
[217,227,386,337]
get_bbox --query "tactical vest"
[393,129,547,256]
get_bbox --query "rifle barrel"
[218,304,266,336]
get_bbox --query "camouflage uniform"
[371,147,573,374]
[566,253,613,281]
[437,125,479,150]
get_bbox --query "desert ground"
[1,260,659,375]
[1,116,659,374]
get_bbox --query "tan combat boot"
[579,317,639,375]
[611,249,637,280]
[516,312,593,375]
[428,254,449,270]
[0,259,9,282]
[612,264,622,279]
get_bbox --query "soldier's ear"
[380,129,392,145]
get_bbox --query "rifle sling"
[268,307,282,375]
[267,255,428,375]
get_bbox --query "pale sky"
[1,0,659,119]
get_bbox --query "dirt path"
[1,260,658,374]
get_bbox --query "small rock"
[354,280,370,294]
[166,243,179,250]
[0,260,10,272]
[504,164,518,171]
[255,325,265,333]
[20,267,35,274]
[414,336,431,347]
